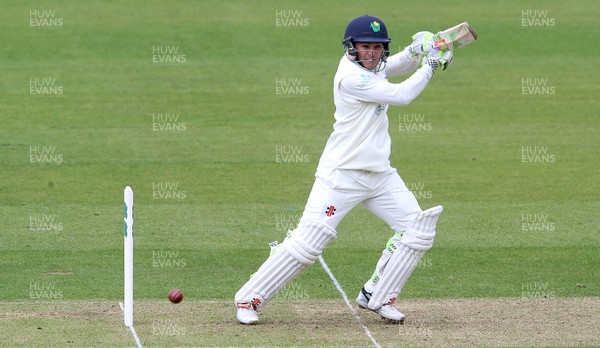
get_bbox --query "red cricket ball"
[168,289,183,303]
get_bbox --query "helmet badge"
[370,21,381,32]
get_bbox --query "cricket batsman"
[235,15,452,324]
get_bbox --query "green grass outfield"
[1,0,599,346]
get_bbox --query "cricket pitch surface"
[1,297,598,347]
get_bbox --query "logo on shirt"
[357,74,370,88]
[325,205,336,217]
[375,103,386,116]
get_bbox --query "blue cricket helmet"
[342,15,391,48]
[342,15,391,71]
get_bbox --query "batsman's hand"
[408,31,436,56]
[422,49,453,72]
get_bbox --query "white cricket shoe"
[236,302,259,325]
[356,288,405,322]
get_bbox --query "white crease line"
[119,301,143,348]
[319,255,382,348]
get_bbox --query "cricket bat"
[433,22,478,51]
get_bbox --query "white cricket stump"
[124,186,134,327]
[121,186,143,347]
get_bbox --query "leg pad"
[234,221,337,311]
[368,206,443,309]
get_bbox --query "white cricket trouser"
[299,168,422,232]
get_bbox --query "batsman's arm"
[385,46,422,78]
[340,64,433,106]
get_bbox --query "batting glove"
[422,49,453,72]
[408,31,436,56]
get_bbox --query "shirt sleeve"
[385,46,422,78]
[339,64,434,106]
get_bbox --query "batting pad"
[368,206,443,310]
[400,205,443,251]
[364,231,403,293]
[367,244,425,309]
[235,220,337,311]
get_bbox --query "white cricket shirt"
[316,48,433,175]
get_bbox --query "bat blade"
[433,22,478,50]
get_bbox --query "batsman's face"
[355,42,385,70]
